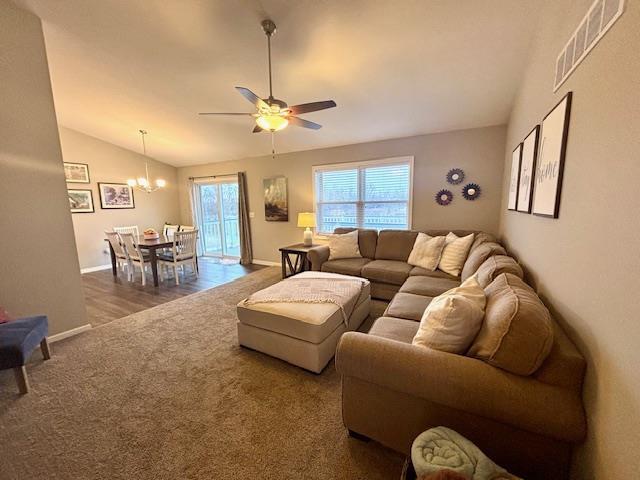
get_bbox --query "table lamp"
[297,212,316,246]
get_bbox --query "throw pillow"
[0,306,12,324]
[328,230,362,260]
[467,273,554,375]
[438,232,475,277]
[407,233,446,271]
[412,276,486,354]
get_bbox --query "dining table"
[105,234,173,287]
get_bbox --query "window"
[313,157,413,234]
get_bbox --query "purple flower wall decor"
[446,168,465,185]
[462,183,481,200]
[435,189,453,206]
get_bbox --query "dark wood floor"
[82,258,266,327]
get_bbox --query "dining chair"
[113,225,139,239]
[158,229,198,285]
[163,223,179,239]
[179,225,195,232]
[119,232,152,286]
[105,230,131,279]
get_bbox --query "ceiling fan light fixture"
[256,114,288,132]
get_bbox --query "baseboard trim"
[49,324,92,343]
[81,264,112,274]
[252,259,280,267]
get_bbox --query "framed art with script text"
[532,92,572,218]
[517,125,540,213]
[507,144,522,211]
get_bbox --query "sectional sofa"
[308,228,586,479]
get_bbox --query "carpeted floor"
[0,267,402,479]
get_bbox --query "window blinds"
[314,158,412,233]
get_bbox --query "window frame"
[312,156,414,235]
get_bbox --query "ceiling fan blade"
[252,125,263,133]
[288,100,336,115]
[235,86,270,110]
[288,116,322,130]
[198,112,254,115]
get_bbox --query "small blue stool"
[0,315,51,394]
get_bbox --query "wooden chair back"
[114,225,139,239]
[119,232,144,262]
[173,230,198,260]
[105,231,126,258]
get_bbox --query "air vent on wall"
[554,0,625,91]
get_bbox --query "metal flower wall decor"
[462,183,481,201]
[446,168,465,185]
[435,189,453,206]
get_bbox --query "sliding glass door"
[195,177,240,258]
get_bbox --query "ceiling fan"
[199,19,336,133]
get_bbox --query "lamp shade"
[297,212,316,228]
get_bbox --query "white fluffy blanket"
[243,272,367,324]
[411,427,520,480]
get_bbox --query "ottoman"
[237,272,370,373]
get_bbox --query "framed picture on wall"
[507,143,522,210]
[532,92,572,218]
[64,162,90,183]
[98,182,135,209]
[263,176,288,221]
[517,125,540,213]
[68,189,94,213]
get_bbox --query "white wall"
[59,127,180,270]
[0,1,87,335]
[178,126,506,262]
[498,0,640,477]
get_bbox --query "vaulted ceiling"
[16,0,540,166]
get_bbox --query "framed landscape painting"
[64,162,90,183]
[263,176,288,221]
[98,182,135,209]
[532,92,572,218]
[507,143,522,210]
[517,125,540,213]
[68,189,94,213]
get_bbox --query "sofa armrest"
[335,332,586,443]
[307,245,330,271]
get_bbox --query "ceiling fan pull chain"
[271,131,276,160]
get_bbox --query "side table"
[279,243,319,278]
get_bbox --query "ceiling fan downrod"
[261,19,277,102]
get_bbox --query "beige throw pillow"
[412,276,486,354]
[438,232,475,277]
[467,273,554,375]
[328,230,361,260]
[407,233,446,271]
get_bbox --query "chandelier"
[127,129,166,193]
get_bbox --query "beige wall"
[59,127,180,270]
[0,1,87,335]
[498,1,640,478]
[178,126,506,262]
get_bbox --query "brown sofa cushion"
[399,275,461,297]
[334,228,378,259]
[368,316,419,343]
[409,266,458,280]
[384,292,433,321]
[468,273,554,376]
[321,257,371,276]
[361,260,413,285]
[469,232,497,253]
[374,230,418,261]
[475,255,523,288]
[460,242,507,281]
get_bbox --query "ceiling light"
[256,115,289,132]
[127,130,166,193]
